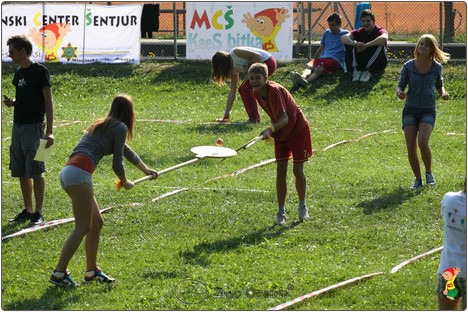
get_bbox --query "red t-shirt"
[351,25,388,48]
[253,81,309,142]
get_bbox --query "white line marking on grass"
[390,246,443,274]
[137,119,184,124]
[321,129,396,152]
[151,188,189,202]
[150,185,270,193]
[203,158,276,183]
[321,140,350,151]
[268,271,383,310]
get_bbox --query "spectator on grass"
[341,9,388,82]
[248,63,313,226]
[396,34,450,190]
[4,35,54,226]
[290,13,348,88]
[437,178,466,310]
[49,95,158,287]
[211,47,277,123]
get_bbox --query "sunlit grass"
[1,60,466,310]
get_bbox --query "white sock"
[54,271,65,278]
[85,270,95,278]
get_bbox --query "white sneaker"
[352,70,362,82]
[426,172,436,186]
[276,213,287,226]
[359,71,371,82]
[289,71,298,83]
[290,71,308,86]
[298,206,310,222]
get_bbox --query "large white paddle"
[116,146,237,190]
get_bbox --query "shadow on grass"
[2,285,81,310]
[287,70,384,104]
[1,221,30,240]
[151,60,212,84]
[179,222,301,267]
[357,186,420,214]
[2,61,213,82]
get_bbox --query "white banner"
[1,4,142,64]
[186,2,293,60]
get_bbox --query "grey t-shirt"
[397,59,444,108]
[70,119,140,177]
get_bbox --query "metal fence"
[135,1,466,61]
[4,1,466,61]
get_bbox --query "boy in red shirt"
[248,63,313,225]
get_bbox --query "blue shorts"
[59,165,93,189]
[402,106,436,129]
[9,123,45,178]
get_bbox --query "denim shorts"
[402,106,436,129]
[59,165,93,189]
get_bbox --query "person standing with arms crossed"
[49,95,158,287]
[4,35,54,225]
[211,47,277,123]
[396,34,450,190]
[248,63,313,225]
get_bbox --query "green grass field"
[1,60,466,310]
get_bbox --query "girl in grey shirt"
[396,34,450,190]
[50,95,158,287]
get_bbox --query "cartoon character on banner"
[442,267,461,300]
[29,23,71,63]
[242,8,290,52]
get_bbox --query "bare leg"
[301,68,313,80]
[19,177,33,213]
[55,183,94,272]
[417,123,433,174]
[438,296,462,310]
[85,197,104,271]
[33,177,45,214]
[404,126,421,180]
[293,162,306,201]
[276,160,288,208]
[305,65,326,84]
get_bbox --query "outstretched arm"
[221,72,239,121]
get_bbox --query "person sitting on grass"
[248,62,313,226]
[341,9,388,83]
[49,95,158,287]
[290,13,348,88]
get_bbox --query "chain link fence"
[3,2,466,61]
[137,1,466,61]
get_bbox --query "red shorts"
[306,58,340,74]
[274,125,313,163]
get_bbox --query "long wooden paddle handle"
[157,157,201,175]
[116,157,202,190]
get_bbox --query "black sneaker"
[9,209,33,222]
[49,270,79,287]
[84,268,115,284]
[29,212,44,225]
